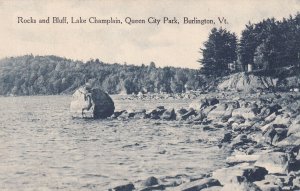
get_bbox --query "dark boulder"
[242,166,268,182]
[91,88,115,119]
[133,109,147,119]
[112,183,135,191]
[259,104,282,118]
[193,112,206,122]
[117,110,136,119]
[180,109,197,120]
[227,134,256,151]
[147,106,166,119]
[207,98,219,106]
[263,124,288,145]
[111,110,126,119]
[139,185,165,191]
[250,103,260,115]
[141,176,159,187]
[161,108,176,120]
[221,132,232,143]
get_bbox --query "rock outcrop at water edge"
[108,92,300,191]
[70,86,115,119]
[218,72,277,92]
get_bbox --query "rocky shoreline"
[120,91,206,101]
[108,92,300,191]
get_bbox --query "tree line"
[1,13,299,96]
[0,55,203,96]
[199,13,300,76]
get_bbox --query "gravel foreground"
[108,92,300,191]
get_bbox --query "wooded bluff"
[0,55,202,96]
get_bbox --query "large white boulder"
[70,86,114,119]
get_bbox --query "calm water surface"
[0,95,227,190]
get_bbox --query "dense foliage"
[0,55,202,96]
[200,13,300,76]
[199,28,237,76]
[239,14,300,71]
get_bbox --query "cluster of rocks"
[109,92,300,191]
[110,97,221,122]
[211,93,300,191]
[121,92,205,101]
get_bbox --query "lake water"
[0,95,227,190]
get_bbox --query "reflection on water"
[0,95,227,190]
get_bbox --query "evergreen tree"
[238,14,300,71]
[238,23,257,71]
[199,28,237,76]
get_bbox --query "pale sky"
[0,0,299,69]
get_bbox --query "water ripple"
[0,95,228,190]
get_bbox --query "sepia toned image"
[0,0,300,190]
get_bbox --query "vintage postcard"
[0,0,300,190]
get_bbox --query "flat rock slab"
[212,164,268,185]
[254,152,289,174]
[254,180,283,191]
[178,178,221,191]
[201,186,223,191]
[226,154,261,164]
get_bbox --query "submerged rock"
[146,106,166,119]
[141,176,159,187]
[70,86,115,119]
[133,109,147,119]
[117,110,136,120]
[161,108,176,120]
[139,185,165,191]
[180,109,197,120]
[111,110,126,119]
[111,183,135,191]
